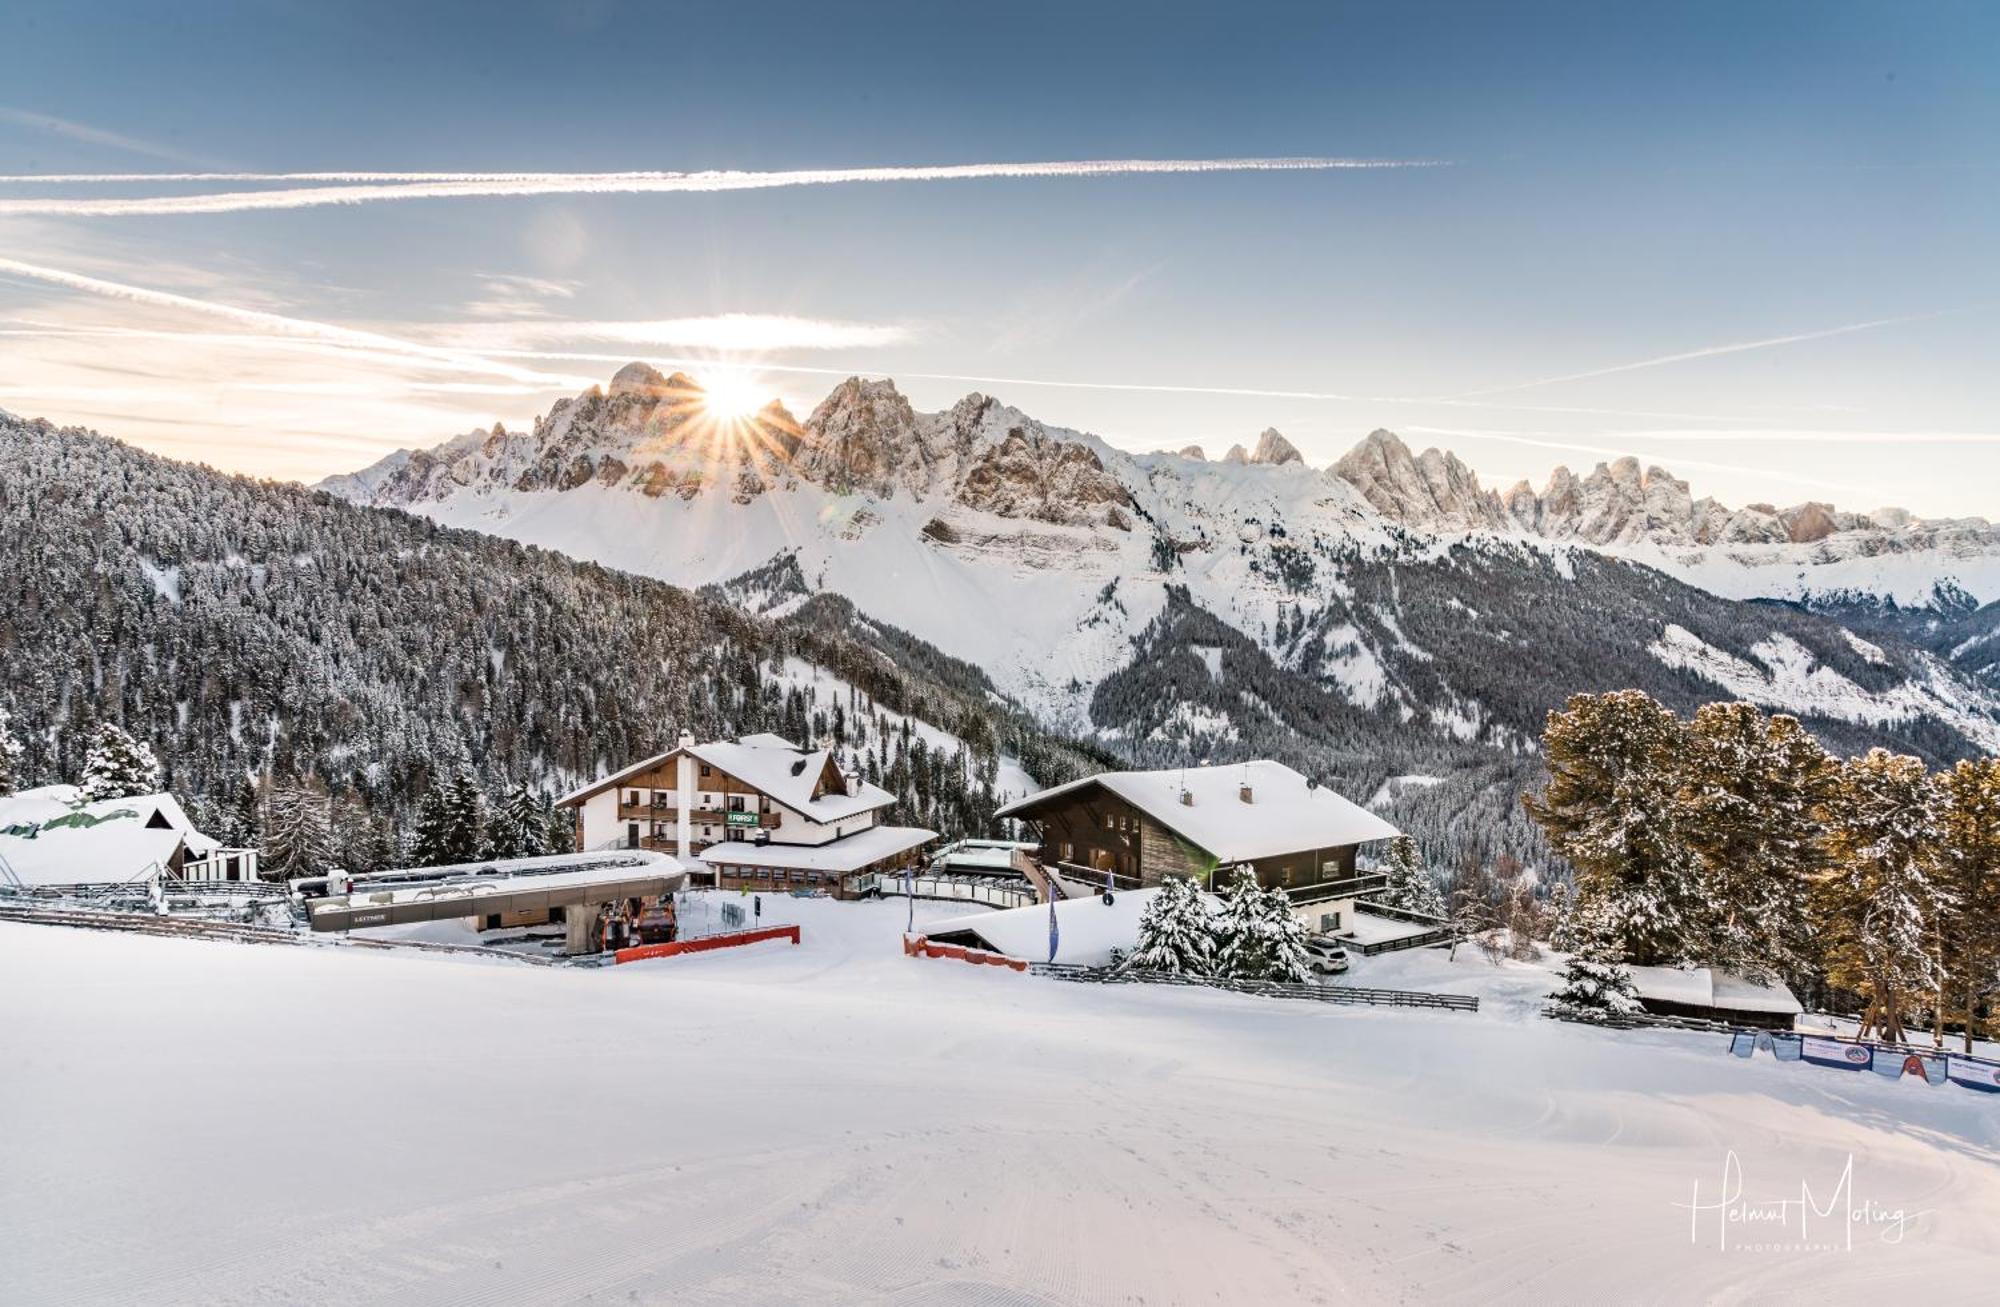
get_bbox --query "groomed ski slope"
[3,901,1996,1305]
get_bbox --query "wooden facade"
[1020,781,1363,895]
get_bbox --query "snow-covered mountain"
[322,366,2000,857]
[1333,428,2000,612]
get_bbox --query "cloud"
[0,156,1447,217]
[1447,314,1933,398]
[0,106,219,169]
[0,256,594,387]
[434,314,916,352]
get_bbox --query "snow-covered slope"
[7,910,1997,1304]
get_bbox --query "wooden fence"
[1031,962,1478,1012]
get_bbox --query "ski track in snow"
[3,905,1997,1305]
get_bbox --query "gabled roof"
[696,824,936,873]
[0,785,197,887]
[994,760,1398,864]
[560,735,896,824]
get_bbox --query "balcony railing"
[1283,873,1388,905]
[618,801,779,828]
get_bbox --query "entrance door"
[627,822,639,849]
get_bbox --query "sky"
[0,0,1996,517]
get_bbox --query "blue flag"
[904,867,915,934]
[1048,890,1060,963]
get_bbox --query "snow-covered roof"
[927,886,1161,966]
[0,785,226,887]
[697,825,936,874]
[559,734,897,824]
[1627,965,1803,1017]
[323,852,685,911]
[995,761,1399,863]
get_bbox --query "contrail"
[0,157,1446,217]
[1448,314,1930,398]
[0,257,594,387]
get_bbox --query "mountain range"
[308,364,2000,861]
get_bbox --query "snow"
[1650,622,2000,752]
[1366,772,1445,808]
[928,885,1156,964]
[5,904,1998,1302]
[0,786,217,886]
[997,760,1400,865]
[136,556,181,604]
[695,823,935,873]
[769,656,1040,804]
[1337,907,1446,947]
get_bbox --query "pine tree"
[261,774,336,881]
[1814,749,1947,1045]
[1935,758,2000,1054]
[78,723,161,801]
[1677,703,1836,983]
[1211,869,1312,982]
[1522,690,1700,966]
[542,792,575,854]
[1547,881,1579,952]
[1550,900,1641,1014]
[490,782,551,860]
[440,768,486,863]
[1262,883,1316,983]
[1377,834,1448,919]
[0,706,24,795]
[1123,876,1216,976]
[411,786,456,867]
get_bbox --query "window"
[626,790,639,806]
[653,790,668,806]
[699,764,712,778]
[729,795,746,812]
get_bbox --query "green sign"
[725,810,761,828]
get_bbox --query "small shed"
[1625,965,1802,1030]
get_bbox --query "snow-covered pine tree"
[1813,749,1948,1045]
[0,705,24,795]
[1550,900,1641,1014]
[487,782,550,860]
[1261,882,1316,983]
[441,768,486,863]
[1122,876,1216,976]
[78,722,161,801]
[1521,690,1700,967]
[261,774,336,881]
[1213,868,1274,980]
[1377,834,1448,919]
[1546,881,1578,952]
[541,792,575,854]
[1677,703,1837,984]
[1935,757,2000,1054]
[410,786,456,867]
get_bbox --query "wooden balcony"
[620,801,780,829]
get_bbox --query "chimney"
[1239,783,1253,804]
[1179,789,1194,806]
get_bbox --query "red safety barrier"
[614,924,800,964]
[901,933,1028,972]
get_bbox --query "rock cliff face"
[1334,428,1997,559]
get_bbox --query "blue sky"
[1,0,1996,515]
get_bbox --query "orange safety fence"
[615,924,800,964]
[902,933,1028,972]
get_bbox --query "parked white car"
[1305,937,1350,976]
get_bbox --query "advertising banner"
[1800,1036,1872,1071]
[1873,1051,1948,1085]
[1945,1055,2000,1093]
[1766,1032,1802,1062]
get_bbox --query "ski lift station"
[304,850,687,956]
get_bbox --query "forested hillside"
[0,416,1104,860]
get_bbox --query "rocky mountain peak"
[1331,428,1507,530]
[608,361,673,397]
[1249,427,1303,466]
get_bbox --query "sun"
[700,370,770,422]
